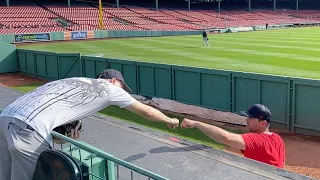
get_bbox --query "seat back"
[32,149,83,180]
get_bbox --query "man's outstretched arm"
[125,100,179,129]
[181,118,246,150]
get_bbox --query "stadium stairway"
[87,3,142,28]
[35,3,74,27]
[123,6,201,30]
[0,4,68,33]
[123,6,167,25]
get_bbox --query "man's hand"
[167,118,179,129]
[181,118,197,129]
[67,120,82,140]
[181,118,246,150]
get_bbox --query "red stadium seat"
[0,4,319,33]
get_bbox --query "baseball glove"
[53,120,83,136]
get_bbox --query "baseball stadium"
[0,0,320,179]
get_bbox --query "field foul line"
[71,42,137,60]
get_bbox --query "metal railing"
[0,109,168,179]
[51,131,169,180]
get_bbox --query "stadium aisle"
[0,85,22,108]
[80,115,273,180]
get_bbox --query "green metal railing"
[0,108,167,179]
[51,131,169,180]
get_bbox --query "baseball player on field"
[181,104,286,168]
[202,29,210,47]
[0,69,179,180]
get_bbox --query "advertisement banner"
[14,33,51,43]
[64,31,95,40]
[227,27,254,33]
[87,31,94,39]
[208,29,223,33]
[64,32,71,40]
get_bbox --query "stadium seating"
[32,149,83,180]
[126,6,206,30]
[45,6,144,30]
[0,6,60,31]
[0,2,320,34]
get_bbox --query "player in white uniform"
[0,69,179,180]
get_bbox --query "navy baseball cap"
[240,104,272,123]
[96,69,132,93]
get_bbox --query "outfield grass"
[11,83,244,150]
[11,82,44,92]
[21,27,320,80]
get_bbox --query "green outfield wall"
[14,49,320,136]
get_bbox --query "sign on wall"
[14,33,51,43]
[64,31,94,40]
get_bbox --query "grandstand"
[0,0,319,34]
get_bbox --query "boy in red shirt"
[181,104,285,168]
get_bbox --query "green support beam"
[248,0,251,12]
[155,0,158,11]
[6,0,9,7]
[218,0,221,12]
[67,0,70,8]
[116,0,119,8]
[273,0,276,11]
[188,0,190,11]
[296,0,299,11]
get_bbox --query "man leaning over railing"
[181,104,286,169]
[0,69,179,180]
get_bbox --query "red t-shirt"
[240,132,285,168]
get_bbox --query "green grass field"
[21,27,320,80]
